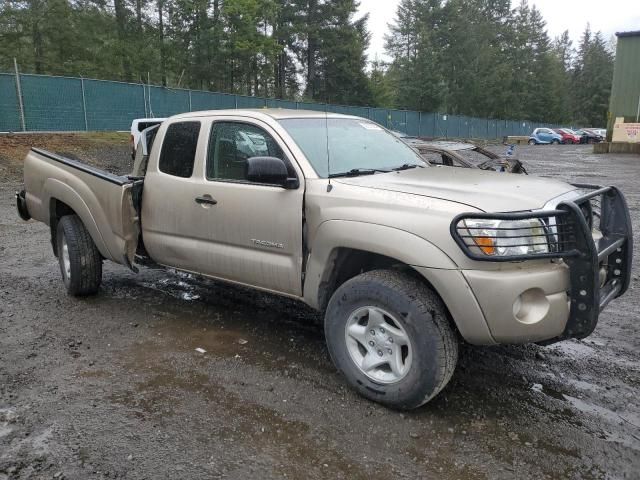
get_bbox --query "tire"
[56,215,102,296]
[552,139,560,145]
[528,139,536,145]
[324,270,458,410]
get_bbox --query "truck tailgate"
[22,148,141,267]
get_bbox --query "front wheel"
[528,139,536,145]
[56,215,103,296]
[552,139,560,145]
[324,270,458,410]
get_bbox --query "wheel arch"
[45,179,112,260]
[304,220,457,311]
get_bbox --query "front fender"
[303,220,457,309]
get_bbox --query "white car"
[130,118,166,158]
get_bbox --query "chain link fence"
[0,72,558,138]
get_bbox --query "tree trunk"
[275,49,285,99]
[29,0,44,74]
[114,0,132,81]
[273,16,282,98]
[136,0,143,33]
[158,0,166,86]
[211,0,221,90]
[305,0,318,99]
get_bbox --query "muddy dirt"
[1,136,639,479]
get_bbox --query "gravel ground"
[0,136,639,479]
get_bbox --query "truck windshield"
[278,118,426,178]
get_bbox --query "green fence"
[0,72,558,137]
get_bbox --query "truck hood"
[334,167,577,212]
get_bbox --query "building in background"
[608,31,640,136]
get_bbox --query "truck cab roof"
[169,108,361,122]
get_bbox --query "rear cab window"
[159,121,201,178]
[137,122,158,132]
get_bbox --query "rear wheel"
[552,139,560,145]
[324,270,458,410]
[56,215,102,296]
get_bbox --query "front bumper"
[463,264,570,343]
[451,186,633,344]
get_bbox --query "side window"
[207,122,287,182]
[159,121,201,178]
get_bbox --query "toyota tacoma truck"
[16,109,633,410]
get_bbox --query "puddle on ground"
[563,395,640,426]
[529,382,640,452]
[121,312,328,379]
[112,270,330,378]
[548,340,597,359]
[108,363,393,480]
[565,378,600,393]
[142,275,202,301]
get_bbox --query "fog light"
[513,288,550,325]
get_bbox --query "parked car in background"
[574,129,604,144]
[392,132,527,174]
[130,118,166,158]
[589,128,607,137]
[553,128,582,144]
[407,140,527,174]
[528,128,563,145]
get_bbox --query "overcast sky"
[358,0,640,62]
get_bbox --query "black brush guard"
[451,185,633,342]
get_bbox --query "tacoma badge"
[251,239,284,249]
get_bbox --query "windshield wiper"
[329,168,391,178]
[392,163,424,171]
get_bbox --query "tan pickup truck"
[16,109,633,409]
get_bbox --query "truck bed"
[21,148,142,268]
[31,148,134,186]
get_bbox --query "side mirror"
[246,156,299,189]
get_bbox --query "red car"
[553,128,582,144]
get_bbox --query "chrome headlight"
[460,218,549,257]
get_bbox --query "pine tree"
[315,1,372,105]
[573,29,614,126]
[368,59,394,108]
[385,0,444,111]
[546,31,574,124]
